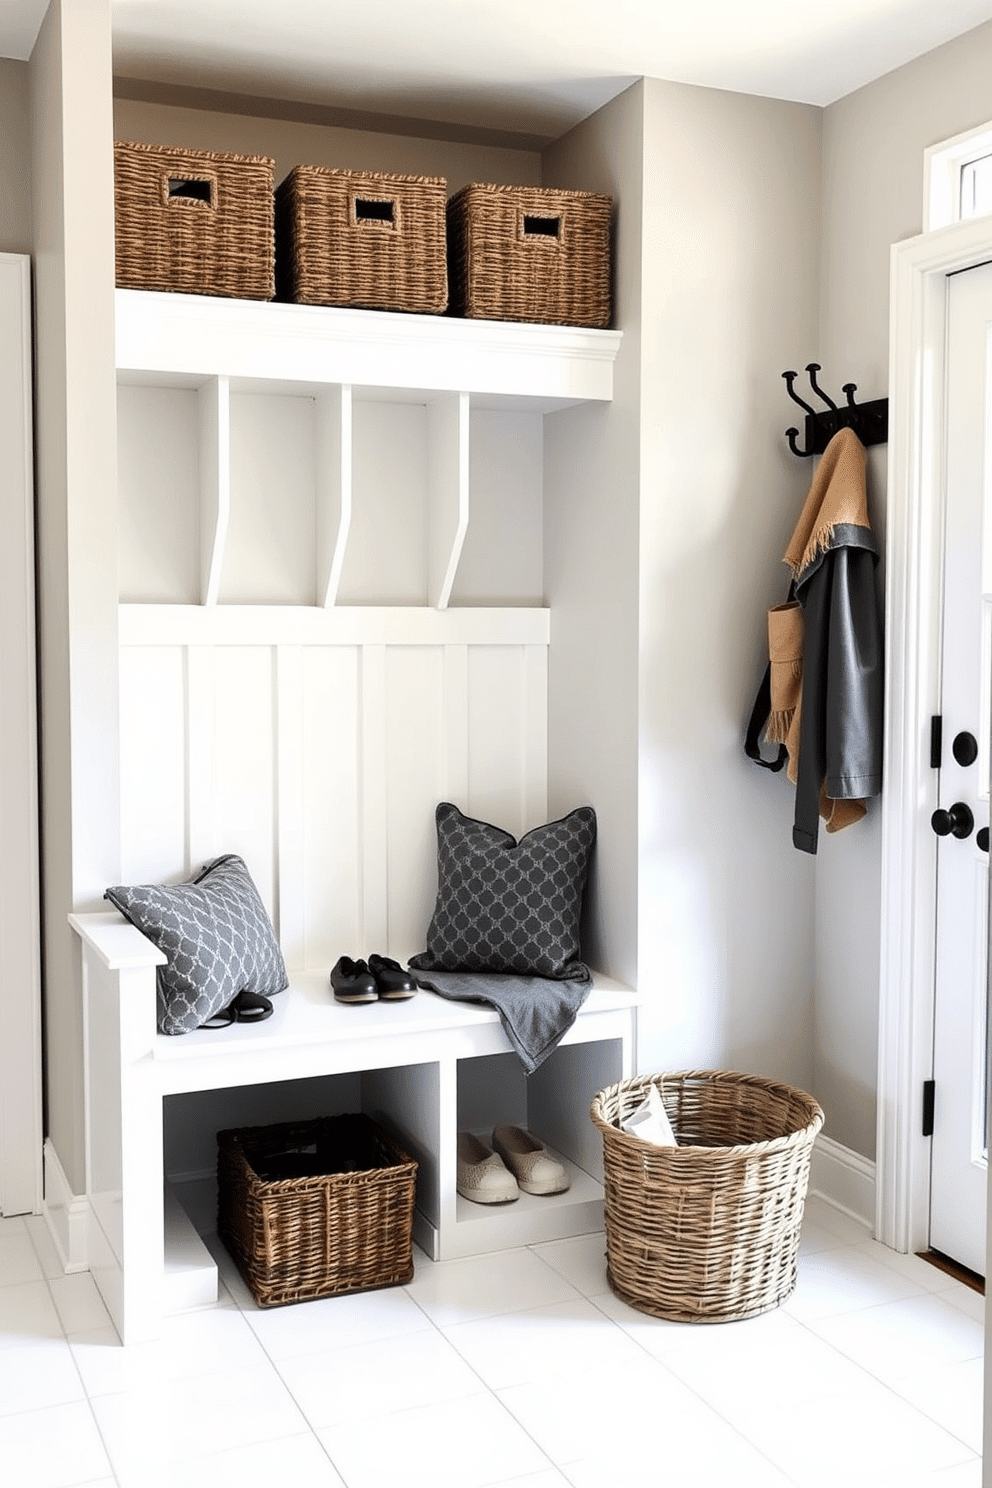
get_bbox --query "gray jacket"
[791,520,883,854]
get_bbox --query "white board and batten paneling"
[117,605,551,969]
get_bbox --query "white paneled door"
[929,261,992,1277]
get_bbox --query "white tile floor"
[0,1196,986,1487]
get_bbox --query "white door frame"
[878,214,992,1254]
[0,253,44,1216]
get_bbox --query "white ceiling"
[7,0,992,139]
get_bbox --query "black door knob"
[931,802,975,839]
[952,731,979,766]
[978,827,990,853]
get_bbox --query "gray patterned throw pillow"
[105,854,288,1035]
[409,802,596,979]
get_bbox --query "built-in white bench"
[72,911,636,1344]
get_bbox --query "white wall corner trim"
[42,1139,89,1274]
[809,1134,877,1231]
[0,252,44,1219]
[878,211,992,1256]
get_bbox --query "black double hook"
[783,363,888,457]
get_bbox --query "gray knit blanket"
[412,966,593,1073]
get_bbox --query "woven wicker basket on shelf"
[275,165,448,313]
[446,182,613,327]
[113,140,275,300]
[590,1070,824,1324]
[217,1113,418,1308]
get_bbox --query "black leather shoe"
[330,956,377,1004]
[368,954,418,1001]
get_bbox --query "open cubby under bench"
[70,911,636,1344]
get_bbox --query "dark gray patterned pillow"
[409,802,596,979]
[105,854,288,1035]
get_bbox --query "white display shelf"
[115,289,623,410]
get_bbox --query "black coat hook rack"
[782,364,888,457]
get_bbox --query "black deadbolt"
[931,802,975,839]
[952,731,979,766]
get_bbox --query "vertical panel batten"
[428,391,470,610]
[199,375,230,606]
[317,384,353,608]
[524,644,550,827]
[275,645,306,960]
[359,644,389,951]
[444,644,470,806]
[185,645,218,870]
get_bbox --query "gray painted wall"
[542,83,643,996]
[817,18,992,1158]
[113,96,542,193]
[637,79,821,1095]
[544,79,821,1098]
[1,59,31,253]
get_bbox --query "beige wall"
[1,59,32,253]
[545,79,822,1093]
[818,18,992,1158]
[542,83,644,991]
[634,78,821,1091]
[113,96,541,193]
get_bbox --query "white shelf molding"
[118,603,551,648]
[316,384,353,607]
[428,392,470,610]
[116,290,622,409]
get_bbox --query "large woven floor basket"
[590,1070,824,1323]
[217,1113,418,1307]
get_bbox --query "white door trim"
[0,253,44,1216]
[878,214,992,1253]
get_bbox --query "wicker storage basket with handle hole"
[275,165,448,314]
[446,182,613,327]
[113,140,275,300]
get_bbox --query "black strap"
[745,579,797,773]
[745,663,788,772]
[200,988,274,1030]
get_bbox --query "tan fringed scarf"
[784,425,870,579]
[766,600,804,783]
[766,427,871,834]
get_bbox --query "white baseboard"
[42,1139,89,1273]
[808,1133,876,1231]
